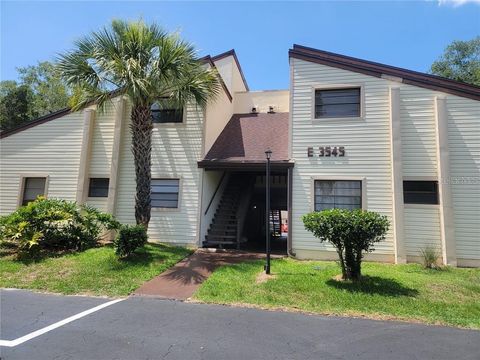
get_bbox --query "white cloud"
[437,0,480,7]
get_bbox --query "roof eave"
[289,46,480,101]
[198,160,294,170]
[201,55,233,102]
[211,49,250,92]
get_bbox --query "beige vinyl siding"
[404,207,442,256]
[447,96,480,260]
[399,86,441,254]
[88,103,115,175]
[114,102,204,246]
[0,112,84,214]
[290,58,394,254]
[85,197,108,211]
[84,102,116,212]
[400,87,438,177]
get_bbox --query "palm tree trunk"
[130,104,153,229]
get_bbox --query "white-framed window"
[314,87,361,119]
[151,179,180,208]
[21,177,47,206]
[314,180,362,211]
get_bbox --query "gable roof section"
[289,44,480,101]
[199,55,233,102]
[211,49,250,92]
[0,107,72,139]
[1,51,236,139]
[199,112,291,169]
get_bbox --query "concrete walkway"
[134,249,266,299]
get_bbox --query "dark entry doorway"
[235,172,288,254]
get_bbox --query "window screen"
[151,101,183,123]
[315,88,361,118]
[151,179,180,208]
[314,180,362,211]
[88,178,110,197]
[22,177,46,206]
[403,181,439,205]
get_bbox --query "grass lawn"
[194,258,480,329]
[0,243,192,297]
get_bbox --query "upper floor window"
[151,100,183,124]
[403,181,439,205]
[315,87,361,119]
[88,178,110,198]
[314,180,362,211]
[151,179,180,208]
[22,177,46,206]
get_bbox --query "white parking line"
[0,298,124,347]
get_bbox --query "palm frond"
[57,19,219,111]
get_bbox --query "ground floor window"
[403,180,439,205]
[314,180,362,211]
[151,179,180,208]
[22,177,46,206]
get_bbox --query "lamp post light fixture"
[265,149,272,275]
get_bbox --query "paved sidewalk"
[134,249,266,299]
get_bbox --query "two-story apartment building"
[1,45,479,267]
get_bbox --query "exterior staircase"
[269,209,282,237]
[203,177,245,248]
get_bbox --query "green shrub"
[303,209,389,281]
[421,246,440,269]
[113,224,148,258]
[0,197,120,255]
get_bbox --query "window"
[151,179,180,208]
[314,180,362,211]
[22,177,46,206]
[403,181,439,205]
[315,87,361,119]
[88,178,109,197]
[151,101,183,123]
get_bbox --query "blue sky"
[1,1,479,90]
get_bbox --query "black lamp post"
[265,149,272,274]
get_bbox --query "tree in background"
[57,20,219,229]
[0,82,37,130]
[17,61,70,116]
[430,37,480,86]
[0,62,70,131]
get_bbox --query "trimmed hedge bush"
[303,209,389,281]
[0,197,120,255]
[113,224,148,258]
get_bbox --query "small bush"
[421,246,440,269]
[0,197,120,255]
[113,225,148,258]
[303,209,389,281]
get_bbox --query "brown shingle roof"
[201,112,290,166]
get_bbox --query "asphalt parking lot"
[1,289,479,360]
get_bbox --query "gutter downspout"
[287,166,296,257]
[287,57,296,258]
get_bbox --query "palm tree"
[57,20,220,229]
